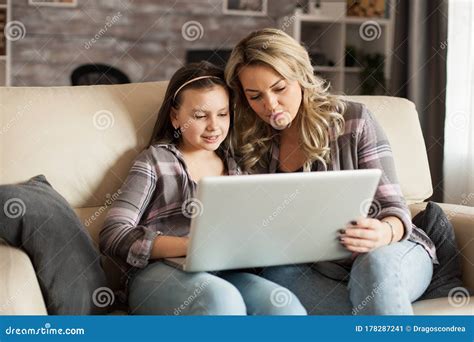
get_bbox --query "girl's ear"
[170,107,179,129]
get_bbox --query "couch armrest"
[0,242,48,315]
[409,202,474,291]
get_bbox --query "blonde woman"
[225,28,437,315]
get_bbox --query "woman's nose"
[264,94,278,112]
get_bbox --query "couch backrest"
[0,83,433,247]
[347,96,433,202]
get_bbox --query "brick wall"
[11,0,299,86]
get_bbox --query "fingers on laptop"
[339,218,380,252]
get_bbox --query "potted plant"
[359,53,386,95]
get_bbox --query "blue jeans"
[129,261,307,315]
[260,240,433,315]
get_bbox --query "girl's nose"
[207,116,218,130]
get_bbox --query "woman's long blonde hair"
[225,28,345,173]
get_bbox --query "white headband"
[173,76,221,102]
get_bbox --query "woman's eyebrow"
[244,79,284,92]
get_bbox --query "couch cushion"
[0,242,47,315]
[413,297,474,315]
[74,206,122,290]
[0,82,167,208]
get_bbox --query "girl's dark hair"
[148,61,233,150]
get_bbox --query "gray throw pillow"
[0,175,109,314]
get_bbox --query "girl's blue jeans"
[129,261,307,315]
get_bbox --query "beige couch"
[0,82,472,315]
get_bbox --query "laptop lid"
[184,169,382,272]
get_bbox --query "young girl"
[99,61,306,315]
[225,29,437,315]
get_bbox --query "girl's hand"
[339,218,392,253]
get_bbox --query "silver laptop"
[164,169,382,272]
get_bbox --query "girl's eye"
[218,113,228,117]
[275,87,286,92]
[194,114,206,119]
[249,95,261,100]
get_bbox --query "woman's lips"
[270,112,291,129]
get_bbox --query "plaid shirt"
[263,100,437,263]
[99,144,241,286]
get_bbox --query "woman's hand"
[339,218,392,253]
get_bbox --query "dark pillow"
[413,202,472,299]
[0,175,109,314]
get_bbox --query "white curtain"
[444,0,474,206]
